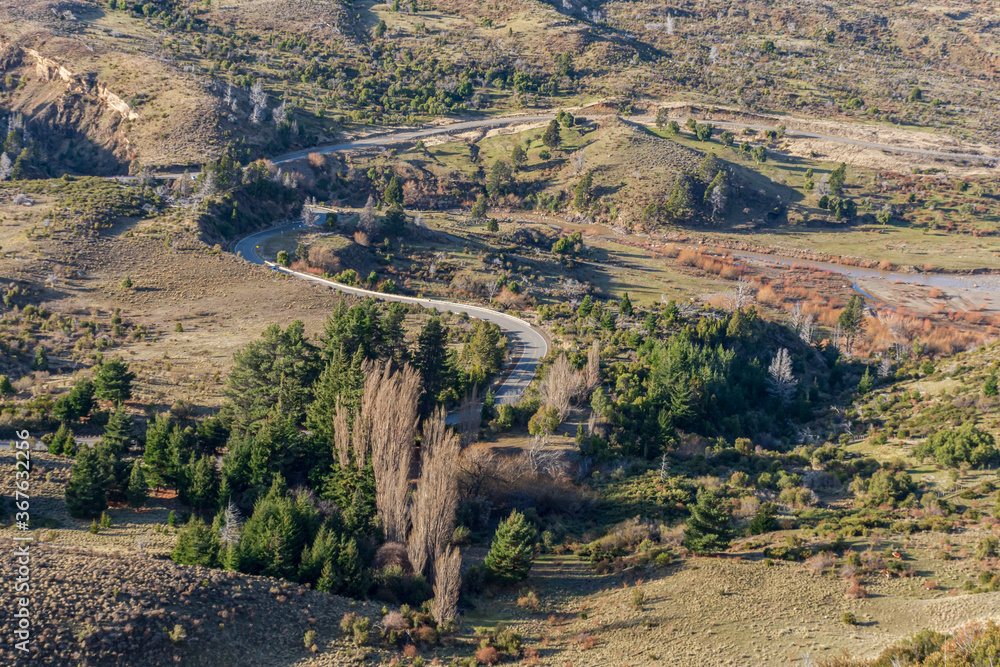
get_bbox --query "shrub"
[475,646,500,665]
[303,629,316,649]
[493,624,522,655]
[631,587,645,610]
[842,612,857,625]
[516,590,540,611]
[845,579,868,599]
[915,424,999,468]
[341,614,371,646]
[976,535,999,560]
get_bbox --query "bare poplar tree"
[666,15,675,35]
[767,348,797,404]
[583,340,601,395]
[570,149,586,175]
[456,385,480,447]
[302,207,319,227]
[0,153,11,181]
[355,360,421,543]
[432,546,462,624]
[542,353,580,420]
[408,407,461,578]
[333,397,351,468]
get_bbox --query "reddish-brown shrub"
[476,646,501,665]
[845,579,868,599]
[402,644,419,659]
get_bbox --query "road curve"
[234,220,549,406]
[269,115,556,164]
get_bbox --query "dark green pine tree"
[306,347,364,449]
[68,377,95,419]
[126,461,148,507]
[0,374,13,395]
[619,292,633,317]
[143,413,172,488]
[747,501,777,535]
[484,509,538,585]
[414,316,449,414]
[49,423,71,455]
[171,517,219,567]
[384,175,403,205]
[188,454,221,514]
[93,358,136,405]
[542,120,561,150]
[101,405,133,460]
[65,445,110,519]
[32,346,49,371]
[167,424,196,482]
[683,489,732,554]
[100,405,133,499]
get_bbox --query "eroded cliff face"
[26,47,139,121]
[0,40,133,175]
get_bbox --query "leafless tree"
[198,171,217,199]
[302,207,319,227]
[709,45,719,64]
[432,546,462,624]
[249,80,268,124]
[484,278,501,303]
[219,498,243,547]
[876,310,908,361]
[878,356,892,379]
[223,81,234,107]
[708,184,727,219]
[455,385,480,447]
[570,149,586,175]
[333,397,351,468]
[273,94,288,126]
[541,353,580,420]
[359,195,379,237]
[788,302,803,332]
[767,348,797,404]
[355,360,421,543]
[724,276,754,311]
[666,14,675,35]
[408,407,460,579]
[799,314,815,344]
[0,153,11,181]
[583,340,601,395]
[526,436,565,477]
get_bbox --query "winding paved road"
[226,108,995,403]
[234,219,548,405]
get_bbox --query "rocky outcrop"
[20,45,138,121]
